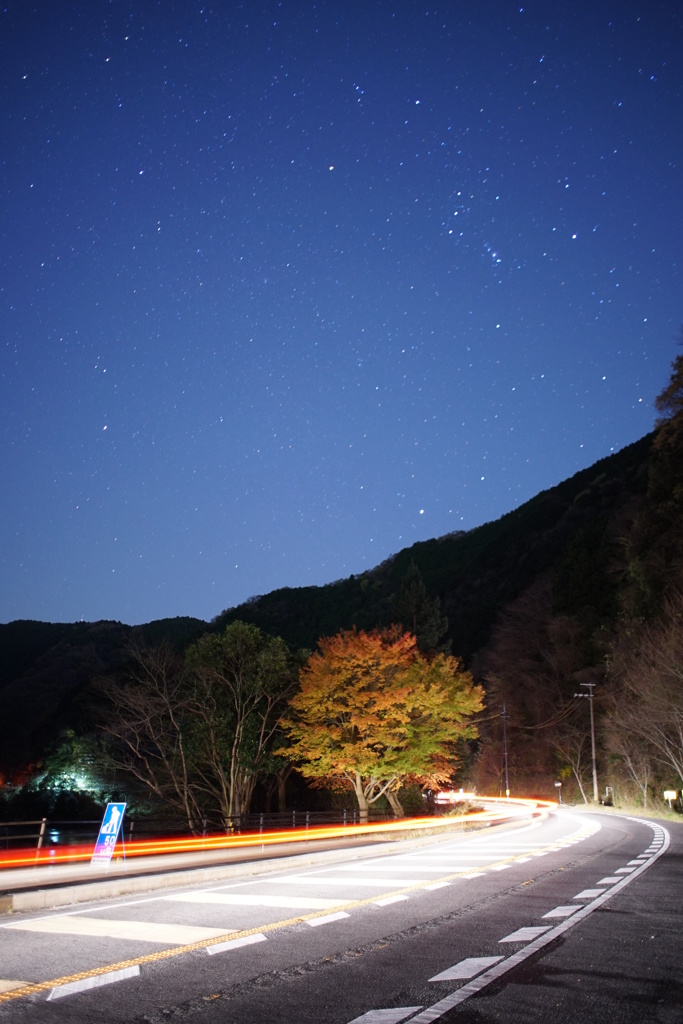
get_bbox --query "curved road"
[0,808,679,1023]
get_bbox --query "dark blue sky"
[2,1,680,625]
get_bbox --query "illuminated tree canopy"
[278,627,483,818]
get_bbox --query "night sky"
[2,2,681,626]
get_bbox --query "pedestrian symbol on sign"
[100,804,122,835]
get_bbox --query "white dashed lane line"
[541,905,579,919]
[429,957,503,982]
[348,1009,422,1024]
[48,967,140,1002]
[499,926,551,943]
[207,933,267,956]
[307,911,351,927]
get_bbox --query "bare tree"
[607,589,683,785]
[621,747,653,807]
[97,643,203,831]
[552,726,591,804]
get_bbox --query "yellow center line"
[0,821,595,1004]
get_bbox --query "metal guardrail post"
[36,818,47,852]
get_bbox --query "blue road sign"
[91,802,126,864]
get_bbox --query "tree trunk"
[276,767,290,812]
[571,765,588,804]
[387,790,405,818]
[353,772,370,822]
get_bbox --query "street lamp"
[574,682,598,802]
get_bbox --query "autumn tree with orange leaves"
[278,627,483,819]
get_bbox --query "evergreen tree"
[628,337,683,613]
[391,561,450,653]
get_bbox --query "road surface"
[0,808,679,1023]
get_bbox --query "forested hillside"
[214,434,652,659]
[1,361,681,814]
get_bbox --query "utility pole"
[575,682,598,802]
[501,703,510,799]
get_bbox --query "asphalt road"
[0,808,679,1024]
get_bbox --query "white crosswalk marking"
[0,981,26,994]
[341,860,481,873]
[7,917,232,945]
[165,891,342,910]
[269,875,429,887]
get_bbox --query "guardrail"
[0,819,48,852]
[0,808,407,853]
[0,798,553,874]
